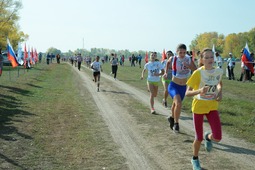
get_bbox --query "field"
[0,60,254,169]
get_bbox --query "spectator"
[227,53,235,80]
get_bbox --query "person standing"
[161,50,174,108]
[56,54,61,64]
[164,44,197,133]
[91,56,103,92]
[137,54,142,68]
[77,53,83,71]
[186,48,223,170]
[110,53,119,80]
[215,52,223,68]
[0,47,3,76]
[141,52,165,114]
[227,53,235,80]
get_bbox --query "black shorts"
[93,71,100,77]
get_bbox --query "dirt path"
[72,64,255,170]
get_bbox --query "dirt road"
[73,64,255,170]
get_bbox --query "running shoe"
[151,108,156,114]
[204,132,213,152]
[173,123,179,133]
[162,99,167,108]
[167,116,174,130]
[191,159,202,170]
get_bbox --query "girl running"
[186,48,223,170]
[161,50,174,108]
[141,52,165,114]
[164,44,196,132]
[91,56,103,92]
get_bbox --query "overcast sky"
[19,0,255,53]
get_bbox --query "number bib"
[196,68,223,100]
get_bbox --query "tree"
[46,47,61,55]
[0,0,28,50]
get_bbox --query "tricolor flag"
[7,38,19,68]
[145,51,148,63]
[242,43,254,74]
[161,49,166,61]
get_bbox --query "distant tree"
[46,47,61,55]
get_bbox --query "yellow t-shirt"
[186,66,223,114]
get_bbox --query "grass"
[0,63,127,169]
[100,60,255,143]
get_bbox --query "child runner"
[91,56,103,92]
[186,48,223,170]
[164,44,197,132]
[161,50,174,108]
[141,52,165,114]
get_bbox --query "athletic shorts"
[168,81,186,101]
[93,71,100,77]
[147,81,159,86]
[162,77,171,84]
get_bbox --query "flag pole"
[9,63,11,81]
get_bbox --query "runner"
[77,53,83,71]
[185,48,223,170]
[141,52,165,114]
[110,53,119,80]
[161,50,174,108]
[164,44,196,132]
[91,56,103,92]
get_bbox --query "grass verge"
[0,63,126,169]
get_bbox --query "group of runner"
[69,45,224,169]
[141,44,223,170]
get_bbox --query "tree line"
[190,28,255,58]
[1,0,254,60]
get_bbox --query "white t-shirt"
[144,61,164,82]
[196,67,223,100]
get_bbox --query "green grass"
[0,63,127,169]
[101,61,255,143]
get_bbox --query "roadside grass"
[0,63,127,169]
[100,61,255,143]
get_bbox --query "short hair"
[176,44,187,51]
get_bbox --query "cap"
[229,52,232,55]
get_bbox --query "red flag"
[161,49,166,61]
[30,47,33,64]
[145,51,148,63]
[24,44,27,68]
[35,48,38,62]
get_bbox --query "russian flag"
[7,38,19,68]
[242,43,254,74]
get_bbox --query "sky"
[18,0,255,53]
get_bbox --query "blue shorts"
[168,81,187,101]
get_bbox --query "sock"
[193,156,198,160]
[206,133,211,141]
